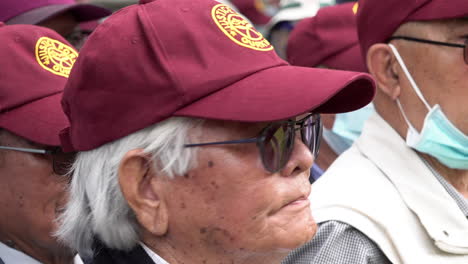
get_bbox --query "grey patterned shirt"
[282,160,468,264]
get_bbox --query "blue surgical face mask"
[323,103,375,155]
[389,44,468,169]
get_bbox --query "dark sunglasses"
[184,113,322,173]
[0,146,76,176]
[389,36,468,64]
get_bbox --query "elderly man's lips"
[284,196,309,208]
[270,196,310,216]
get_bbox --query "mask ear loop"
[388,44,431,110]
[388,44,432,133]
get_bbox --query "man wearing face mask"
[283,0,468,263]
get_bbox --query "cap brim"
[174,65,375,122]
[0,93,68,146]
[6,4,111,25]
[265,5,319,35]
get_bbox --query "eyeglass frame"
[388,36,468,63]
[0,146,75,176]
[184,113,322,173]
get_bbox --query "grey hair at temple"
[55,117,201,258]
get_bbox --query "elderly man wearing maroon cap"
[55,0,375,263]
[285,0,468,263]
[0,24,78,264]
[1,0,111,49]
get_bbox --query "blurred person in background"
[284,2,374,181]
[265,0,320,59]
[230,0,276,28]
[284,0,468,263]
[0,0,111,49]
[55,0,376,263]
[0,23,78,264]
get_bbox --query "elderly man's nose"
[280,137,314,177]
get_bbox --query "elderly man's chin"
[268,202,317,250]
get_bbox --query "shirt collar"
[356,113,468,254]
[0,242,41,264]
[140,243,169,264]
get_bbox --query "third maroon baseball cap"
[287,2,365,72]
[2,0,111,25]
[0,23,77,146]
[357,0,468,58]
[60,0,376,152]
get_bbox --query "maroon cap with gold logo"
[357,0,468,58]
[60,0,376,152]
[0,24,77,145]
[287,2,365,72]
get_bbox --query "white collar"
[0,242,41,264]
[356,113,468,254]
[140,243,169,264]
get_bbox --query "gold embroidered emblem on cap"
[35,37,78,78]
[212,4,273,51]
[352,2,359,14]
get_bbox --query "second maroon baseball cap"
[0,23,78,146]
[2,0,111,25]
[357,0,468,58]
[287,2,365,72]
[60,0,376,152]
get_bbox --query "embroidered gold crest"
[352,2,359,14]
[35,37,78,78]
[211,4,273,51]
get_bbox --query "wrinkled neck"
[142,236,286,264]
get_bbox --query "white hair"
[56,117,202,258]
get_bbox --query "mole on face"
[208,161,214,168]
[183,172,194,179]
[210,181,220,189]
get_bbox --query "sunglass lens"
[262,123,294,172]
[301,115,322,158]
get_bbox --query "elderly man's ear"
[118,149,169,236]
[367,44,401,100]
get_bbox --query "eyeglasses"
[389,36,468,64]
[184,113,322,173]
[0,146,76,176]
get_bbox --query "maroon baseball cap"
[2,0,111,25]
[0,23,78,146]
[287,2,365,72]
[60,0,376,152]
[357,0,468,58]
